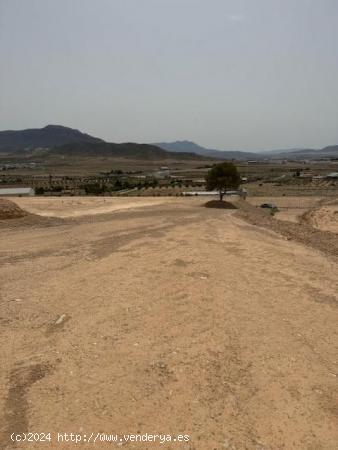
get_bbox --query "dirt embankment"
[0,199,27,220]
[10,197,180,218]
[0,198,65,230]
[236,200,338,259]
[300,200,338,234]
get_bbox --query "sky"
[0,0,337,151]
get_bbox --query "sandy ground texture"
[0,199,27,220]
[248,197,324,224]
[0,197,338,450]
[248,196,338,236]
[302,203,338,234]
[12,197,179,218]
[236,200,338,259]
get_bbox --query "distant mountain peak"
[0,124,104,151]
[43,124,71,130]
[44,124,65,128]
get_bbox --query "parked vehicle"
[260,203,277,209]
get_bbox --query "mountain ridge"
[1,126,337,160]
[154,140,262,160]
[155,140,338,160]
[0,124,104,151]
[0,126,210,160]
[50,141,209,160]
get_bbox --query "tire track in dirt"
[1,363,52,450]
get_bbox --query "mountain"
[155,140,338,160]
[0,125,104,152]
[0,126,210,160]
[154,141,209,155]
[2,125,337,161]
[318,145,338,155]
[269,145,338,159]
[260,148,311,155]
[154,140,262,160]
[50,141,208,160]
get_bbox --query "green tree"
[82,183,105,195]
[114,178,122,190]
[205,162,241,201]
[35,187,45,195]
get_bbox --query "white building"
[154,168,170,178]
[183,190,241,196]
[326,172,338,179]
[0,187,35,197]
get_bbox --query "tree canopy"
[205,162,241,200]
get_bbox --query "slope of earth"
[302,202,338,234]
[0,199,27,220]
[0,198,337,450]
[236,199,338,258]
[248,196,324,224]
[11,197,180,218]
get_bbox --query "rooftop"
[0,187,34,195]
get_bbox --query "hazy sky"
[1,0,337,150]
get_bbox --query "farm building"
[183,190,241,196]
[154,168,170,178]
[299,173,313,179]
[0,187,35,197]
[326,172,338,179]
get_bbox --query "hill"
[50,141,209,160]
[0,126,210,160]
[0,199,27,220]
[155,140,338,160]
[260,148,311,155]
[154,140,262,160]
[318,145,338,156]
[269,145,338,159]
[0,125,104,152]
[2,125,337,161]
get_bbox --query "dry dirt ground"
[248,196,338,234]
[0,197,337,450]
[12,197,179,218]
[248,197,324,224]
[302,203,338,234]
[0,199,27,220]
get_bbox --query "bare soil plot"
[0,199,27,220]
[0,198,337,450]
[303,203,338,234]
[248,196,323,223]
[12,197,181,218]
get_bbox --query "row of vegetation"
[15,162,243,199]
[34,177,161,195]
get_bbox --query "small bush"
[204,200,237,209]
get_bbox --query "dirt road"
[0,198,337,449]
[12,197,178,218]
